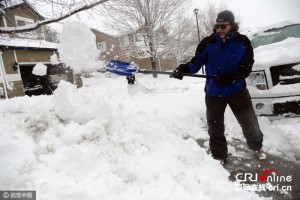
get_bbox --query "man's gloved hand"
[171,64,189,80]
[216,74,237,85]
[126,75,135,85]
[215,65,252,85]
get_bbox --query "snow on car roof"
[242,20,300,39]
[253,37,300,70]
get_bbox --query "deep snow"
[1,73,299,199]
[1,19,299,200]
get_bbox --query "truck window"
[251,24,300,48]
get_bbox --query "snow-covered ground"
[1,73,299,199]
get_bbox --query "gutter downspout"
[0,51,8,99]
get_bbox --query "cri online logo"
[236,168,292,183]
[258,168,279,182]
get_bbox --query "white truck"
[245,22,300,117]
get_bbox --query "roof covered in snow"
[0,35,58,50]
[92,27,133,38]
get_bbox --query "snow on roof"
[92,28,117,38]
[92,27,133,38]
[0,35,58,49]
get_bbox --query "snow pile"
[58,21,98,73]
[292,64,300,71]
[259,117,300,162]
[51,81,111,123]
[0,78,267,200]
[32,63,47,76]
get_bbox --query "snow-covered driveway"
[1,74,299,199]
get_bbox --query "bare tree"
[167,15,198,64]
[43,25,60,43]
[198,3,227,38]
[100,0,187,75]
[0,0,109,34]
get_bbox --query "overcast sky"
[192,0,300,29]
[51,0,300,33]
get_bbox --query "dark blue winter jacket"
[187,32,254,97]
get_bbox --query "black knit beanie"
[216,10,235,23]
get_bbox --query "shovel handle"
[138,70,216,79]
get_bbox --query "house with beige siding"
[92,28,177,71]
[0,1,81,99]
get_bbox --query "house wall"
[2,50,16,74]
[92,29,177,71]
[130,57,177,71]
[0,82,5,98]
[92,29,121,61]
[15,50,53,63]
[3,49,53,74]
[7,80,24,98]
[0,50,25,98]
[1,49,53,99]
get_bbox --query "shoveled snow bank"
[0,79,266,200]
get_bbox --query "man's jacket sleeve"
[236,36,255,79]
[187,38,208,74]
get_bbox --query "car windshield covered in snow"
[251,24,300,49]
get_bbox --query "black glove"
[216,65,252,85]
[216,74,237,85]
[171,64,189,80]
[126,75,135,85]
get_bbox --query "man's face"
[214,23,232,39]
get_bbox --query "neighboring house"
[92,28,177,71]
[0,1,81,99]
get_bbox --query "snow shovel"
[104,59,215,84]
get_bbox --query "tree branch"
[0,0,109,34]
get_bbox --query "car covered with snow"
[245,22,300,117]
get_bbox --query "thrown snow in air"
[58,21,98,73]
[32,63,47,76]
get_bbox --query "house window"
[15,15,34,27]
[15,15,35,37]
[119,35,129,47]
[98,42,107,53]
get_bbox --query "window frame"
[15,15,34,27]
[119,35,130,47]
[14,15,36,37]
[98,42,107,53]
